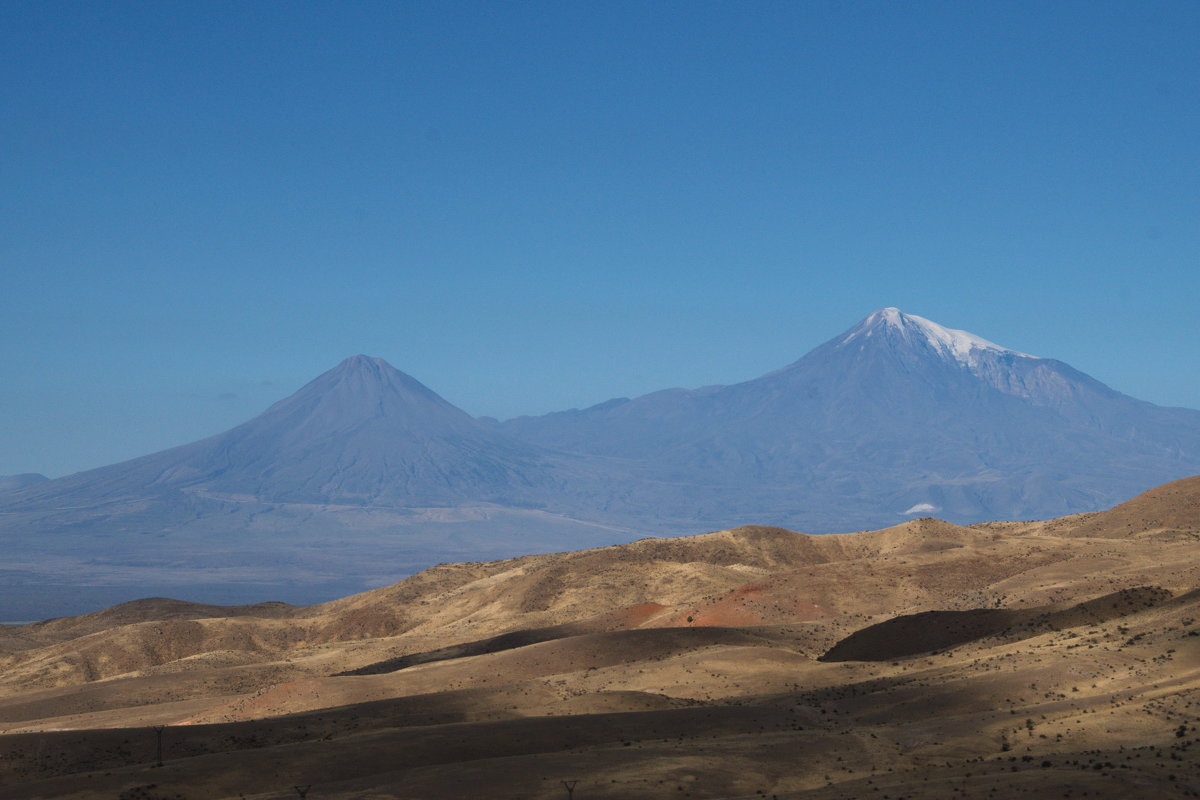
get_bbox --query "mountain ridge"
[499,308,1200,528]
[6,354,570,510]
[4,308,1200,616]
[0,474,47,495]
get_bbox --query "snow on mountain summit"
[841,307,1035,366]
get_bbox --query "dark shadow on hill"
[334,620,593,676]
[819,586,1177,662]
[336,623,797,677]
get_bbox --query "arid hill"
[1,476,1198,798]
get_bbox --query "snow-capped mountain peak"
[841,307,1034,366]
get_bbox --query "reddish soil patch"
[671,582,832,627]
[669,584,772,627]
[619,603,668,627]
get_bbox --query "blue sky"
[2,0,1198,477]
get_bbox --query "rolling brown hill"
[0,476,1198,798]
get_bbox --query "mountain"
[7,355,564,510]
[0,474,47,495]
[5,311,1200,619]
[500,308,1200,530]
[0,356,628,619]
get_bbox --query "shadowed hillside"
[0,477,1198,798]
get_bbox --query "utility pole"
[152,726,165,768]
[562,779,579,799]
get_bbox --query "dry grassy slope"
[819,585,1177,661]
[31,599,296,640]
[0,589,1197,799]
[1044,474,1200,539]
[0,477,1198,797]
[2,476,1199,698]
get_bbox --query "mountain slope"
[500,308,1200,528]
[7,355,566,510]
[5,312,1200,618]
[0,474,47,495]
[0,357,629,618]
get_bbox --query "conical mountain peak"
[241,352,484,453]
[838,307,1034,366]
[320,353,434,391]
[334,353,392,372]
[11,356,554,509]
[329,354,419,381]
[276,354,468,429]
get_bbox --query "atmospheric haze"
[3,309,1199,617]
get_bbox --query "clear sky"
[2,0,1198,478]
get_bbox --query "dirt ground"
[1,477,1199,799]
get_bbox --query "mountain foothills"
[0,474,47,494]
[4,308,1200,615]
[0,477,1198,799]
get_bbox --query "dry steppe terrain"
[2,477,1200,799]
